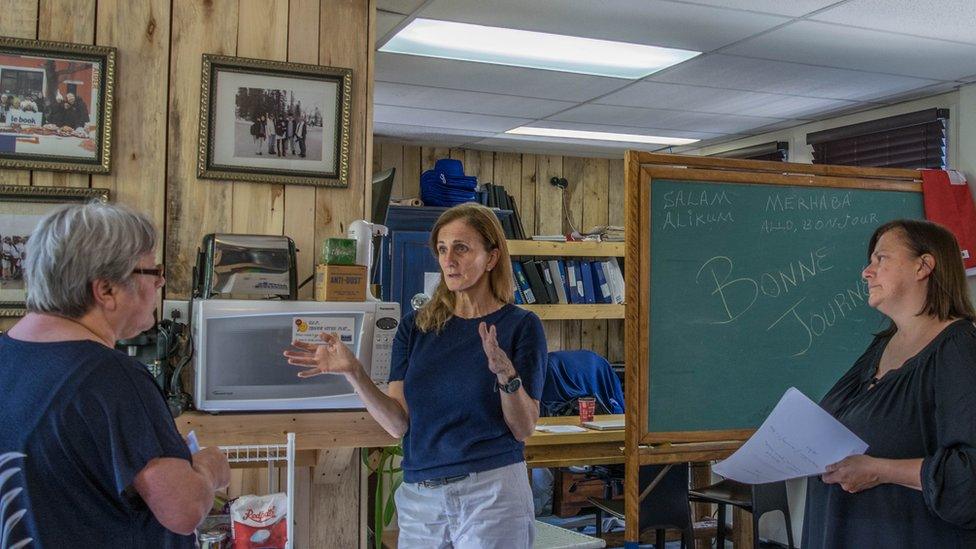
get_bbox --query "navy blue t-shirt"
[388,304,547,483]
[0,335,195,548]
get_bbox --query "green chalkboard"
[647,178,923,433]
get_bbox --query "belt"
[419,474,469,488]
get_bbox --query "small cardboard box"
[315,264,367,302]
[320,237,358,265]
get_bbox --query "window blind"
[806,108,948,169]
[710,141,789,162]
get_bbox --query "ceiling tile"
[377,0,425,15]
[375,52,628,102]
[420,0,788,52]
[723,20,976,80]
[376,11,406,42]
[470,135,653,158]
[548,104,785,134]
[649,54,939,101]
[811,0,976,45]
[373,122,494,147]
[373,105,530,132]
[675,0,840,17]
[596,81,856,118]
[374,82,575,118]
[525,119,725,141]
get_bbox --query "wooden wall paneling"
[401,145,421,198]
[537,155,563,350]
[579,158,610,358]
[311,2,374,547]
[421,146,450,171]
[560,156,586,350]
[378,142,404,198]
[449,148,465,162]
[0,3,36,186]
[94,0,170,239]
[231,1,288,237]
[34,0,95,189]
[607,159,625,364]
[293,467,312,549]
[165,0,239,297]
[313,0,370,268]
[285,0,321,300]
[519,153,538,235]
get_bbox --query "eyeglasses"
[131,264,165,279]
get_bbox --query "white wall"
[697,83,976,547]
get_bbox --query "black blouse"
[802,319,976,548]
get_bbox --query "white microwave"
[191,299,400,412]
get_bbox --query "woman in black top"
[802,219,976,548]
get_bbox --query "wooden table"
[525,414,625,468]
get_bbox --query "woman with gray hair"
[0,202,230,548]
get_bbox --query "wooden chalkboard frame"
[621,151,922,544]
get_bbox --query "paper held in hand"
[712,387,868,484]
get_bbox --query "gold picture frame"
[0,36,116,174]
[197,54,352,187]
[0,184,109,317]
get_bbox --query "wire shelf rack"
[218,432,296,549]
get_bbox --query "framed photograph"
[0,185,109,317]
[0,36,116,174]
[198,54,352,187]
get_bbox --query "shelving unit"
[506,240,625,257]
[508,239,625,319]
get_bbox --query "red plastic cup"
[578,397,596,423]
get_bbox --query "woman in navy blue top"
[286,203,547,548]
[802,219,976,548]
[0,203,231,548]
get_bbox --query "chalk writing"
[766,279,869,357]
[765,192,852,212]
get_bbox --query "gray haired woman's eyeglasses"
[131,264,165,278]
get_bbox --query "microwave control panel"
[369,302,401,385]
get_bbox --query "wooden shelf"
[506,240,624,257]
[518,304,624,320]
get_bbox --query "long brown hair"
[869,219,975,336]
[415,203,515,333]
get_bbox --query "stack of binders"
[511,257,624,305]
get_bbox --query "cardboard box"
[320,237,358,265]
[315,264,367,301]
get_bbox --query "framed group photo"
[198,54,352,187]
[0,185,109,317]
[0,36,116,174]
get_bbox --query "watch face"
[502,376,522,393]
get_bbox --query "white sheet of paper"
[712,387,868,484]
[534,425,588,433]
[423,272,441,297]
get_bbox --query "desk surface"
[525,415,625,468]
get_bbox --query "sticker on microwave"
[292,316,356,345]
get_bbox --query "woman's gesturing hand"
[479,322,516,379]
[283,332,360,378]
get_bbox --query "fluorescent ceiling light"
[506,126,699,145]
[381,19,700,79]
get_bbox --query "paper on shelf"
[534,425,589,433]
[712,387,868,484]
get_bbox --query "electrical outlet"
[162,299,190,323]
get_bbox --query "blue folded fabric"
[420,159,479,206]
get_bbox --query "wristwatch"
[497,375,522,394]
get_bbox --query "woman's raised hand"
[283,332,360,378]
[479,322,516,378]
